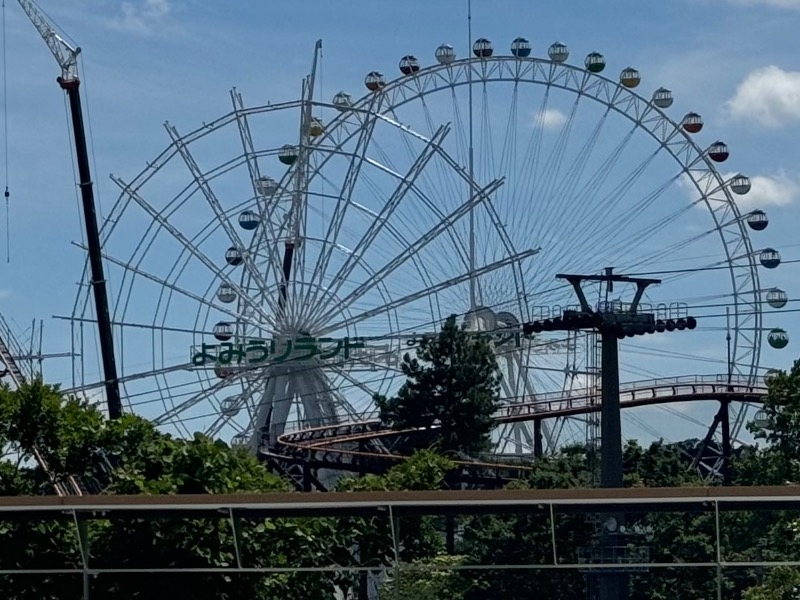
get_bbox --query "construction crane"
[16,0,122,419]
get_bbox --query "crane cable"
[2,0,9,263]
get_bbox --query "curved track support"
[266,374,767,484]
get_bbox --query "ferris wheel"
[68,35,784,455]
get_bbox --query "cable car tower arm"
[17,0,123,419]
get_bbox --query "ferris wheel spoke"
[205,412,247,439]
[536,129,637,269]
[306,125,451,323]
[299,152,425,322]
[403,98,467,213]
[534,112,612,242]
[152,369,248,425]
[87,243,258,330]
[306,98,386,300]
[304,132,471,288]
[310,178,503,330]
[110,175,276,327]
[360,144,470,277]
[564,170,672,266]
[230,90,289,291]
[328,365,381,405]
[203,376,264,438]
[622,227,712,274]
[61,361,195,397]
[164,123,280,318]
[528,95,581,213]
[542,147,659,277]
[301,202,442,325]
[314,248,537,336]
[230,89,263,191]
[432,145,531,307]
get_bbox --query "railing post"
[715,500,723,600]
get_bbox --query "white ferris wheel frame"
[67,52,764,450]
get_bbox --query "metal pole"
[59,77,122,419]
[721,399,731,485]
[599,326,627,600]
[600,329,622,488]
[715,500,723,600]
[723,307,732,485]
[725,307,732,386]
[467,0,476,309]
[533,419,543,457]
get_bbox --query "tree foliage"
[747,359,800,484]
[0,382,462,599]
[378,554,472,600]
[4,359,800,599]
[742,566,800,600]
[0,380,346,599]
[374,315,502,455]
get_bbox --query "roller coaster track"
[263,374,767,488]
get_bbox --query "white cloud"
[732,171,800,210]
[684,171,799,210]
[107,0,174,35]
[533,108,566,130]
[726,66,800,128]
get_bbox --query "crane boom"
[17,0,123,419]
[16,0,79,81]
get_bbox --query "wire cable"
[625,259,800,277]
[2,0,9,263]
[78,54,104,224]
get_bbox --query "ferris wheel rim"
[304,53,762,383]
[283,53,766,448]
[68,48,769,450]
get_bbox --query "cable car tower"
[16,0,122,418]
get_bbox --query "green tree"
[455,449,595,600]
[747,360,800,484]
[0,380,350,600]
[742,566,800,600]
[337,450,455,564]
[336,450,458,599]
[374,315,502,455]
[379,554,471,600]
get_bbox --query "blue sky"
[1,0,799,446]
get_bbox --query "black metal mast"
[59,77,122,419]
[18,0,122,418]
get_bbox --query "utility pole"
[524,270,697,600]
[18,0,122,419]
[722,306,732,484]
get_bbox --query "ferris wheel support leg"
[691,411,723,478]
[59,77,122,420]
[533,419,543,458]
[720,399,732,485]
